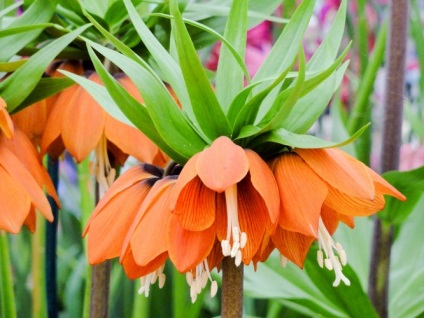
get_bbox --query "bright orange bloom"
[12,61,84,147]
[41,72,165,167]
[0,98,58,233]
[269,147,406,286]
[170,136,280,269]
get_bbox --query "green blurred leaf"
[170,0,231,141]
[0,59,27,72]
[249,124,369,149]
[0,24,91,111]
[215,0,248,112]
[0,0,58,61]
[377,166,424,225]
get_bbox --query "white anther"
[186,272,193,286]
[210,281,218,297]
[317,250,324,268]
[158,274,166,289]
[240,232,247,248]
[325,258,333,270]
[339,250,347,266]
[235,250,242,266]
[221,240,231,256]
[230,242,240,258]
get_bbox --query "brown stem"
[221,257,244,318]
[89,181,112,318]
[368,1,409,317]
[90,261,112,318]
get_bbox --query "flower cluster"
[84,135,405,300]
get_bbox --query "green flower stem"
[368,1,409,317]
[172,267,186,318]
[0,231,17,318]
[78,158,95,318]
[221,257,243,318]
[32,214,47,318]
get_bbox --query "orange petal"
[61,75,106,162]
[296,148,375,200]
[245,150,279,225]
[0,98,14,139]
[320,205,340,235]
[207,239,225,271]
[23,206,37,233]
[0,146,52,221]
[85,177,153,265]
[368,168,406,201]
[105,115,160,165]
[122,177,175,260]
[173,177,216,231]
[12,100,48,146]
[325,186,385,217]
[169,154,199,210]
[0,165,31,233]
[168,214,216,273]
[196,136,248,193]
[274,153,327,237]
[85,164,160,229]
[130,179,176,267]
[237,177,268,264]
[252,232,275,264]
[271,226,314,268]
[121,246,168,280]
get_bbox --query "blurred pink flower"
[206,21,272,79]
[399,144,424,171]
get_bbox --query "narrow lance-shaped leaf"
[252,0,314,89]
[170,0,231,141]
[87,41,207,161]
[0,24,92,111]
[0,0,58,61]
[250,123,370,150]
[215,0,248,112]
[86,45,187,163]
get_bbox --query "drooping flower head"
[0,98,58,233]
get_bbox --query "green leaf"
[303,248,378,318]
[87,42,207,162]
[86,45,187,163]
[170,0,231,141]
[0,0,58,61]
[249,124,369,149]
[0,59,27,72]
[215,0,248,112]
[13,77,75,113]
[252,0,314,90]
[377,166,424,225]
[0,23,53,38]
[0,24,91,112]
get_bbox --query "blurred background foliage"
[1,0,424,317]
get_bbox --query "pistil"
[221,185,247,266]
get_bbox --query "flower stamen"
[94,134,116,197]
[317,218,350,287]
[138,264,166,297]
[220,185,247,266]
[186,259,218,303]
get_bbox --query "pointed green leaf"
[0,23,53,38]
[13,77,75,113]
[250,124,370,149]
[86,46,187,163]
[377,166,424,225]
[0,0,58,61]
[0,24,91,112]
[170,0,231,141]
[87,42,207,161]
[0,59,27,72]
[252,0,314,90]
[215,0,248,112]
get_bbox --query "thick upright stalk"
[368,1,409,317]
[0,231,17,318]
[221,257,243,318]
[45,156,59,318]
[89,181,112,318]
